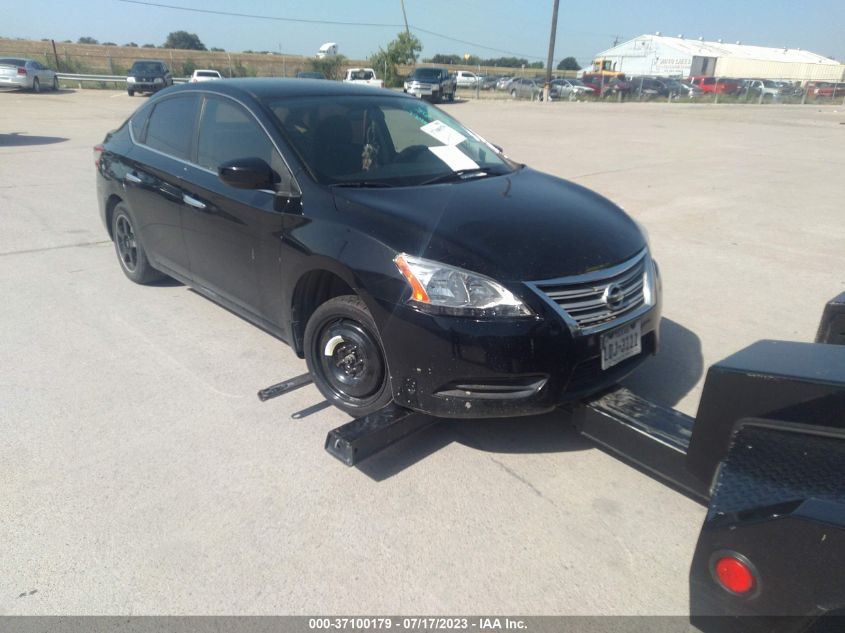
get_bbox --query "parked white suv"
[190,69,222,82]
[454,70,480,88]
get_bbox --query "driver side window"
[196,96,281,176]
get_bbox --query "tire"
[304,295,393,417]
[448,90,455,102]
[111,204,164,284]
[127,89,134,97]
[32,77,40,93]
[511,89,517,99]
[52,75,59,91]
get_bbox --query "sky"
[2,0,844,66]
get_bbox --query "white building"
[593,34,844,82]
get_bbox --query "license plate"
[600,320,642,370]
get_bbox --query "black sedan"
[95,79,661,418]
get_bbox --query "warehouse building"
[592,34,845,82]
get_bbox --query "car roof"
[161,77,415,100]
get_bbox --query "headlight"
[154,77,163,84]
[127,76,136,83]
[394,254,533,317]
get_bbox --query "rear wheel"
[304,295,392,417]
[127,89,134,97]
[52,76,59,91]
[32,77,40,93]
[111,204,164,284]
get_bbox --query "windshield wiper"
[330,181,396,189]
[418,168,490,186]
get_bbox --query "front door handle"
[125,172,142,184]
[182,194,207,210]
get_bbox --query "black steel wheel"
[304,295,392,417]
[111,204,164,284]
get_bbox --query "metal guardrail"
[56,73,188,84]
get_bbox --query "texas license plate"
[600,320,642,370]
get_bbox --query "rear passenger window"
[130,106,152,143]
[196,96,277,172]
[145,95,198,160]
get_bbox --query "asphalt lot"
[1,88,843,616]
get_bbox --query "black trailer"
[261,292,845,631]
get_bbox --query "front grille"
[535,253,647,329]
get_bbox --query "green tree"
[181,58,198,76]
[102,42,116,46]
[163,31,206,51]
[142,43,156,48]
[556,56,581,71]
[125,42,139,47]
[310,54,347,80]
[369,31,422,87]
[77,36,98,44]
[210,47,225,52]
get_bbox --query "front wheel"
[52,75,59,91]
[304,295,393,417]
[127,89,134,96]
[511,89,517,99]
[32,77,40,93]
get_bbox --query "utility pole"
[543,0,560,103]
[400,0,410,36]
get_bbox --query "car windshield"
[196,71,219,77]
[0,58,27,66]
[410,69,441,80]
[263,94,515,187]
[131,62,163,74]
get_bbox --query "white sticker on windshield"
[420,120,466,146]
[428,145,480,171]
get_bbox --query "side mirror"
[219,157,274,189]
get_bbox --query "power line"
[116,0,405,27]
[115,0,548,60]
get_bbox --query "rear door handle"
[125,172,142,184]
[182,194,207,210]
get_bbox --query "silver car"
[0,58,58,92]
[551,78,596,99]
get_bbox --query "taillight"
[713,553,756,595]
[17,67,26,76]
[93,144,104,168]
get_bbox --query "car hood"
[329,167,645,282]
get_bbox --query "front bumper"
[373,270,661,418]
[128,80,164,92]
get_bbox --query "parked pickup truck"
[343,68,384,88]
[403,67,456,102]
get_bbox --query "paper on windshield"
[428,145,480,171]
[420,120,466,146]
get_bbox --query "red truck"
[806,81,845,98]
[688,76,741,95]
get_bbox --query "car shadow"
[0,133,68,147]
[351,317,704,481]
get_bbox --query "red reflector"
[93,144,104,167]
[714,556,755,594]
[17,67,26,75]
